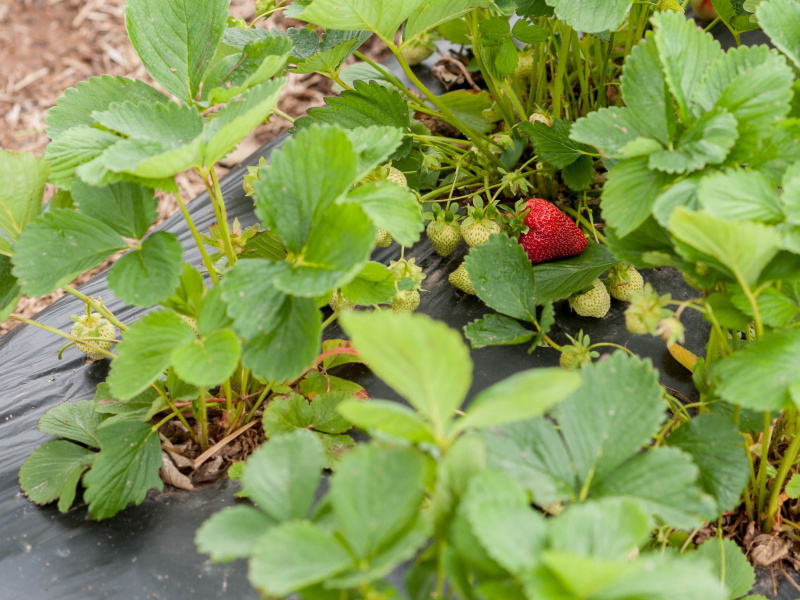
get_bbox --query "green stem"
[246,381,274,422]
[551,23,573,118]
[765,431,800,532]
[209,167,238,266]
[353,51,426,106]
[273,108,295,124]
[153,384,198,445]
[63,286,127,331]
[330,72,354,92]
[198,387,209,451]
[8,315,117,359]
[175,189,219,284]
[756,410,773,519]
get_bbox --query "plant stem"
[756,410,774,520]
[551,23,573,118]
[63,286,127,331]
[152,384,199,445]
[273,108,295,124]
[322,308,341,330]
[246,381,274,422]
[353,51,427,106]
[174,188,219,284]
[765,431,800,532]
[208,167,238,266]
[8,315,117,359]
[198,387,209,451]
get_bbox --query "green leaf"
[12,209,127,296]
[531,242,618,304]
[125,0,229,102]
[648,109,738,174]
[668,208,782,287]
[667,414,750,514]
[453,368,581,434]
[602,156,675,237]
[465,233,536,322]
[330,444,427,559]
[241,230,287,261]
[340,311,472,427]
[343,126,406,180]
[262,392,352,436]
[405,0,493,40]
[108,232,183,307]
[203,78,286,167]
[274,202,375,297]
[0,149,47,241]
[45,75,168,140]
[620,36,674,146]
[464,313,535,349]
[94,99,204,144]
[462,471,547,577]
[562,155,595,191]
[786,473,800,499]
[547,0,632,32]
[757,0,800,71]
[221,259,290,338]
[44,127,121,191]
[83,421,163,519]
[522,119,583,169]
[241,430,325,522]
[571,107,649,158]
[292,36,364,76]
[99,136,204,182]
[108,310,196,400]
[731,286,798,328]
[652,12,723,122]
[692,44,773,116]
[512,18,549,44]
[171,329,241,388]
[697,169,782,224]
[203,34,292,104]
[549,498,652,560]
[71,180,157,239]
[255,125,358,253]
[195,505,277,562]
[299,81,411,159]
[93,383,165,424]
[343,180,423,247]
[438,90,494,135]
[711,330,800,410]
[0,255,21,322]
[592,447,715,528]
[196,283,234,335]
[337,399,436,443]
[19,440,95,512]
[248,521,353,597]
[695,538,755,600]
[652,175,703,227]
[706,292,751,330]
[38,400,106,448]
[341,261,398,305]
[298,0,427,40]
[242,296,322,382]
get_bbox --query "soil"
[0,0,388,335]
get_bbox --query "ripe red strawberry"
[518,198,587,264]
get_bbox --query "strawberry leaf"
[0,255,21,322]
[464,313,535,349]
[758,0,800,71]
[562,155,594,191]
[44,127,121,191]
[255,125,358,254]
[546,0,631,33]
[94,100,204,144]
[337,399,437,444]
[38,400,108,448]
[125,0,229,102]
[531,242,618,305]
[405,0,494,40]
[330,444,427,560]
[249,521,354,597]
[93,383,166,425]
[108,310,196,400]
[695,538,755,600]
[83,421,163,520]
[203,78,286,167]
[298,0,427,41]
[242,296,322,382]
[18,440,95,512]
[437,90,494,135]
[343,181,423,247]
[571,107,651,158]
[521,119,583,169]
[45,75,168,140]
[697,169,783,223]
[108,232,184,307]
[202,33,292,105]
[241,430,325,521]
[0,149,47,242]
[195,505,277,562]
[341,261,397,305]
[298,82,412,160]
[343,127,405,179]
[292,34,368,76]
[465,233,537,322]
[340,312,472,428]
[12,209,128,297]
[263,393,352,437]
[71,181,158,240]
[221,259,291,338]
[171,329,242,388]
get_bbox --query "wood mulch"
[0,0,386,335]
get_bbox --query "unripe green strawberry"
[180,314,199,335]
[569,279,610,318]
[329,290,355,312]
[529,111,553,127]
[391,290,420,314]
[386,166,407,187]
[625,312,650,335]
[70,313,116,360]
[375,228,393,248]
[559,331,599,370]
[461,219,502,248]
[449,263,476,295]
[401,39,436,66]
[608,265,644,302]
[657,0,684,12]
[427,219,461,256]
[514,52,533,78]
